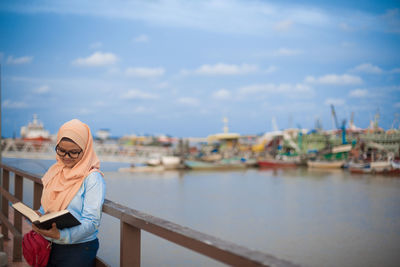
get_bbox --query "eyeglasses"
[55,146,83,159]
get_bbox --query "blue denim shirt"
[39,171,106,244]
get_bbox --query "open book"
[12,202,81,230]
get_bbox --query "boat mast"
[0,63,2,164]
[0,63,2,209]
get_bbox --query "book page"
[38,209,69,223]
[12,202,39,222]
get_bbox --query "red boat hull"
[349,167,400,175]
[258,160,297,168]
[23,137,51,142]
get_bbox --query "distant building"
[96,129,110,141]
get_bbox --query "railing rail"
[0,162,298,267]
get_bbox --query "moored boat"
[184,160,246,170]
[20,114,51,142]
[258,159,297,168]
[349,160,399,174]
[307,160,345,169]
[147,157,161,166]
[370,161,392,170]
[161,156,182,169]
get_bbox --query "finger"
[32,225,46,236]
[32,224,40,233]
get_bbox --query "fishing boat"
[201,153,223,162]
[143,155,182,170]
[307,160,345,169]
[243,158,258,167]
[348,160,399,174]
[146,157,161,166]
[258,159,298,168]
[184,159,247,170]
[161,156,182,169]
[257,152,302,168]
[20,114,51,142]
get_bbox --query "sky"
[0,0,399,138]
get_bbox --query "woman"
[32,119,106,267]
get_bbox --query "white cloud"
[239,84,275,95]
[107,66,121,75]
[264,66,277,73]
[177,97,199,106]
[89,42,103,49]
[3,1,331,35]
[324,98,345,106]
[188,63,258,75]
[273,48,302,56]
[2,99,28,108]
[132,106,154,113]
[238,83,313,96]
[391,68,400,73]
[352,63,383,74]
[133,34,149,43]
[78,108,94,115]
[7,55,33,64]
[349,89,368,98]
[274,20,293,31]
[121,89,159,100]
[266,102,317,113]
[125,67,165,78]
[34,85,50,94]
[212,89,231,100]
[93,101,107,107]
[393,102,400,108]
[156,82,169,89]
[382,8,400,34]
[294,83,313,93]
[339,22,352,31]
[305,74,362,85]
[341,42,355,48]
[72,51,117,66]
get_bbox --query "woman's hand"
[32,223,60,240]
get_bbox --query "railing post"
[13,174,23,261]
[12,234,22,261]
[14,174,23,232]
[33,182,43,210]
[1,169,9,239]
[120,221,141,267]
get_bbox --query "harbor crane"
[330,104,340,130]
[330,104,347,144]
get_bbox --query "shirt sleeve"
[38,205,45,215]
[57,172,106,244]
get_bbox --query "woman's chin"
[62,160,76,168]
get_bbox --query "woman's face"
[56,140,84,168]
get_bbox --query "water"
[3,158,400,267]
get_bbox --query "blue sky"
[1,0,399,138]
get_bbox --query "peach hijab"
[41,119,101,212]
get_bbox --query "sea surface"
[3,158,400,267]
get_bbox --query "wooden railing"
[0,163,299,267]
